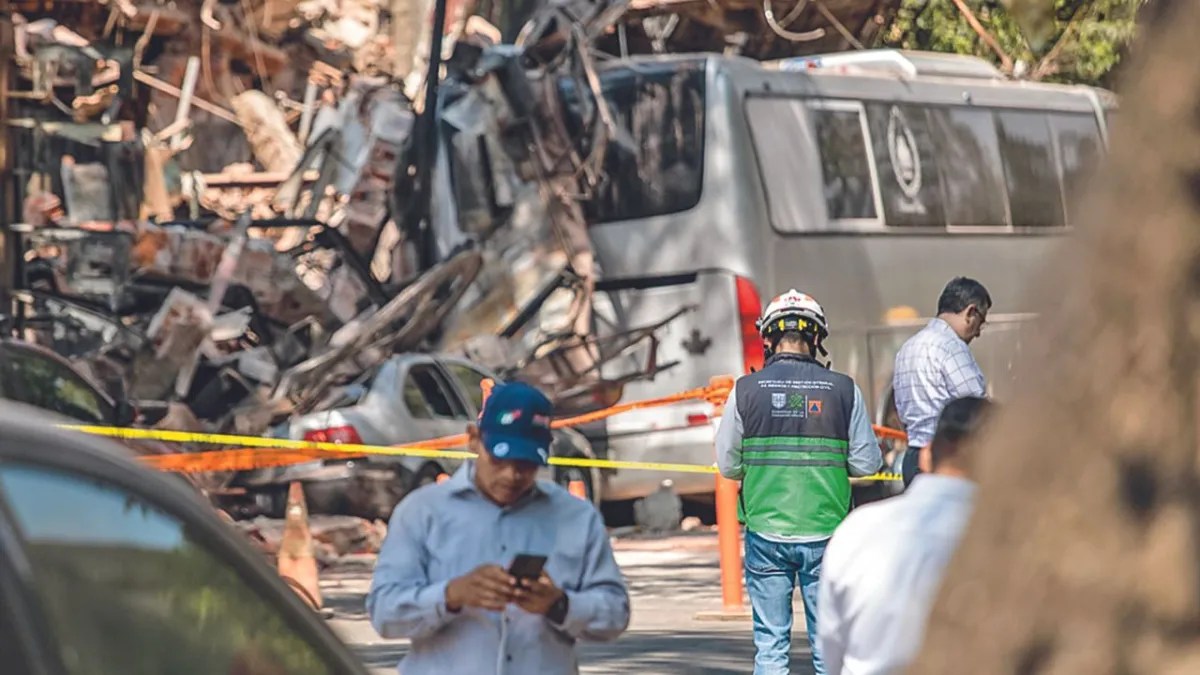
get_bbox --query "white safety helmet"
[756,289,829,341]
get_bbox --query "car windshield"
[0,347,111,424]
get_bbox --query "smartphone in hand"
[507,554,548,582]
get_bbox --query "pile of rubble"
[235,513,388,565]
[1,0,897,471]
[3,2,480,443]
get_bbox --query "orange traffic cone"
[568,480,587,500]
[278,481,322,610]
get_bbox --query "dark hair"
[936,277,992,315]
[930,397,992,468]
[774,330,814,350]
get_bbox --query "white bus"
[578,49,1114,502]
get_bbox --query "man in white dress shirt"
[817,396,992,675]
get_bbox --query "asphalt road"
[324,532,817,674]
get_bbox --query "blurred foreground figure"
[818,396,993,674]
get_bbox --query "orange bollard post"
[567,479,587,500]
[695,374,749,621]
[715,473,744,611]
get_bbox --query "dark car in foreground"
[0,338,219,491]
[0,404,368,675]
[0,339,138,428]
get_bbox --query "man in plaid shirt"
[892,277,990,487]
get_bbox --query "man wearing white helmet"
[716,290,883,675]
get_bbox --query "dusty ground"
[323,531,818,674]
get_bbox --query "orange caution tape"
[74,374,911,475]
[550,376,734,429]
[131,377,739,473]
[142,449,337,472]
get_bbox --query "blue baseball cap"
[478,382,554,466]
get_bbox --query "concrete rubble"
[234,514,389,564]
[1,0,894,497]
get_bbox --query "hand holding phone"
[508,554,565,617]
[507,554,548,581]
[445,565,517,612]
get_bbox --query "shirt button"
[506,655,513,662]
[501,545,507,551]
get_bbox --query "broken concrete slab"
[232,90,304,174]
[231,514,388,560]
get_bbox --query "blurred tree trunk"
[913,1,1200,672]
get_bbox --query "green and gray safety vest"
[736,353,855,539]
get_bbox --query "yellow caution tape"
[63,424,473,458]
[57,373,911,480]
[60,423,903,481]
[851,473,905,482]
[550,455,720,474]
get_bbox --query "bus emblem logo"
[887,106,921,201]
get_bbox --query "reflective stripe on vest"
[741,439,850,538]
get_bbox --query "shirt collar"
[448,462,548,509]
[929,318,965,342]
[906,473,976,502]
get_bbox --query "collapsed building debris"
[1,0,900,515]
[233,514,388,564]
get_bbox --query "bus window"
[566,63,706,223]
[746,98,819,232]
[746,98,880,232]
[995,111,1066,228]
[1048,113,1104,224]
[810,103,879,222]
[863,103,945,228]
[927,107,1009,228]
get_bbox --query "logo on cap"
[499,411,522,425]
[493,442,510,457]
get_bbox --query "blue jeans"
[901,445,923,488]
[744,529,827,675]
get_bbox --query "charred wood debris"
[0,1,895,487]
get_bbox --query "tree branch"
[1030,4,1090,81]
[948,0,1014,73]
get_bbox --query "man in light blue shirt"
[367,382,630,675]
[893,277,990,487]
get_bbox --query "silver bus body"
[583,50,1114,501]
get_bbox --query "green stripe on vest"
[744,458,846,468]
[741,460,850,538]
